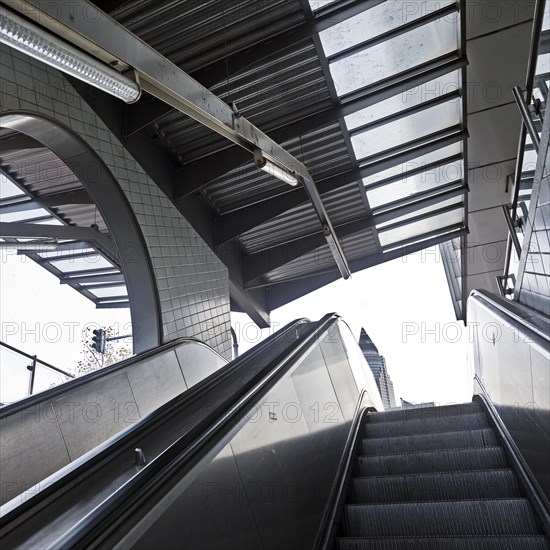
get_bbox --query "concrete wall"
[0,44,232,358]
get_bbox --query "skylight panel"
[351,99,460,160]
[367,159,463,208]
[378,206,463,246]
[330,16,458,96]
[320,0,455,57]
[362,143,462,187]
[345,69,460,130]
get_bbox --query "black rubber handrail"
[314,390,376,550]
[51,314,340,549]
[474,377,550,537]
[469,289,550,345]
[0,316,309,530]
[0,335,226,419]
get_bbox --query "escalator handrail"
[314,390,374,550]
[469,289,550,345]
[0,335,227,419]
[48,314,341,549]
[0,316,309,525]
[474,375,550,536]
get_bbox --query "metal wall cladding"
[468,291,550,502]
[113,0,305,71]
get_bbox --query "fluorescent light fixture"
[254,149,298,186]
[0,7,141,103]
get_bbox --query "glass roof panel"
[87,285,128,298]
[309,0,338,12]
[38,247,96,259]
[49,255,114,272]
[330,16,458,96]
[378,197,463,228]
[379,206,463,246]
[345,70,460,130]
[0,174,24,200]
[0,208,51,223]
[320,0,455,57]
[368,159,463,208]
[33,218,64,225]
[362,143,462,186]
[351,99,460,159]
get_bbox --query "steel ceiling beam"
[215,130,468,244]
[9,0,350,280]
[264,226,468,310]
[243,182,467,282]
[175,56,467,198]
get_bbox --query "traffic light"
[91,328,106,354]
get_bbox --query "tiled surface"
[0,45,232,358]
[515,107,550,318]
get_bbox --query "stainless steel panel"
[175,343,226,387]
[0,404,70,505]
[230,375,316,550]
[319,329,360,421]
[126,350,187,417]
[54,372,138,461]
[131,444,263,550]
[0,340,226,504]
[468,291,550,501]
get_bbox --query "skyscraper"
[358,328,396,409]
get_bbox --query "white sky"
[232,248,472,406]
[1,244,472,406]
[0,251,131,402]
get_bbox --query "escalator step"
[365,402,483,424]
[360,428,497,455]
[341,499,540,537]
[354,447,507,476]
[348,469,521,503]
[364,412,490,438]
[337,536,550,550]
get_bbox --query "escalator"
[1,308,548,549]
[0,336,227,505]
[334,402,550,549]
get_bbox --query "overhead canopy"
[2,0,470,322]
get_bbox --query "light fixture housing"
[0,7,141,103]
[254,149,298,186]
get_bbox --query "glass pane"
[362,142,461,186]
[379,207,464,246]
[309,0,338,12]
[38,247,95,260]
[49,255,114,272]
[330,17,458,96]
[32,364,71,395]
[321,0,455,56]
[368,159,463,208]
[346,70,460,130]
[351,100,460,159]
[378,197,463,228]
[0,346,31,404]
[0,173,24,200]
[87,285,128,298]
[0,208,50,223]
